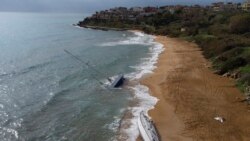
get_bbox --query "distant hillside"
[78,4,250,97]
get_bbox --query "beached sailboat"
[138,111,160,141]
[110,74,125,88]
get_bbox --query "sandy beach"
[141,36,250,141]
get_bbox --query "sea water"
[0,12,163,141]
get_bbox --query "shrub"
[240,65,250,73]
[142,25,156,34]
[193,34,216,44]
[208,24,229,35]
[230,14,250,34]
[220,57,247,74]
[239,73,250,85]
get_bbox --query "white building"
[130,7,144,12]
[242,0,250,11]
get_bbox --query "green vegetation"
[240,65,250,73]
[230,14,250,34]
[79,8,250,93]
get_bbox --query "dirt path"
[141,36,250,141]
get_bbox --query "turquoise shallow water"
[0,12,159,141]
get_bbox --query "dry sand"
[140,36,250,141]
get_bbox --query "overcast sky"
[0,0,244,13]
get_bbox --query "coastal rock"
[222,72,230,77]
[246,86,250,95]
[181,28,186,32]
[230,71,240,79]
[221,71,240,79]
[213,70,220,74]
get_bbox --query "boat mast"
[64,49,110,85]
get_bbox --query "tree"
[230,14,250,34]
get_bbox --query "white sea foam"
[0,117,23,140]
[126,43,164,80]
[118,31,164,141]
[99,31,153,47]
[73,25,84,29]
[104,116,121,132]
[101,75,120,89]
[120,85,158,141]
[133,31,145,37]
[125,33,164,80]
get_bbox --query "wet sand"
[140,36,250,141]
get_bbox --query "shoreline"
[76,25,129,31]
[118,31,164,141]
[140,36,250,140]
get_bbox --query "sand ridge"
[141,36,250,141]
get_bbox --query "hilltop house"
[158,5,184,14]
[242,0,250,11]
[225,2,242,10]
[143,7,158,13]
[212,2,225,11]
[130,7,144,12]
[211,2,241,11]
[110,7,128,13]
[136,7,158,16]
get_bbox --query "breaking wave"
[98,31,154,47]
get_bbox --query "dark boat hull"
[111,75,125,88]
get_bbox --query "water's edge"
[117,31,164,141]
